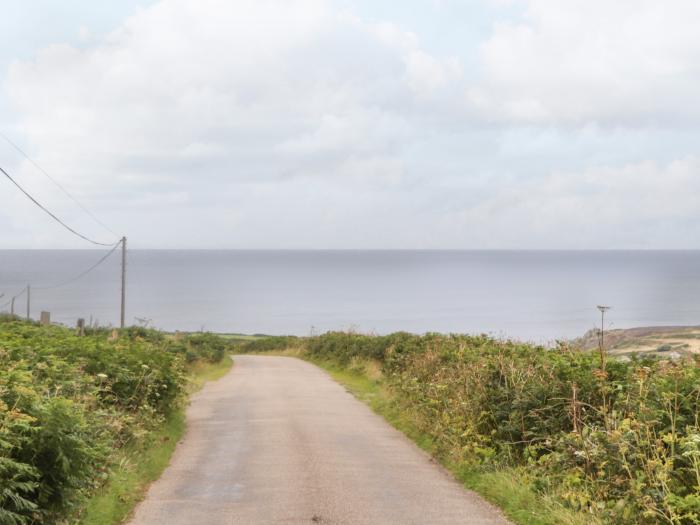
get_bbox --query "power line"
[34,241,122,290]
[0,286,26,311]
[0,132,119,238]
[1,242,121,311]
[0,164,118,247]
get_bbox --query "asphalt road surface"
[129,355,510,525]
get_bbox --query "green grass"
[215,333,266,341]
[77,357,234,525]
[76,411,185,525]
[186,356,235,391]
[306,356,594,525]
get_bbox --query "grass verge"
[77,356,234,525]
[303,355,593,525]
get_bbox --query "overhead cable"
[0,132,119,238]
[0,286,26,310]
[34,241,122,290]
[0,164,118,247]
[0,242,121,310]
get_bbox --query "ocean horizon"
[1,249,699,343]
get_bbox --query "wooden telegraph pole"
[120,237,127,329]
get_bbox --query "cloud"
[441,156,700,248]
[7,0,462,181]
[2,0,700,249]
[2,0,472,242]
[3,0,468,247]
[468,0,700,125]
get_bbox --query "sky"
[1,0,699,249]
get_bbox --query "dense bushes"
[243,332,700,524]
[176,333,229,363]
[238,335,301,354]
[0,319,233,524]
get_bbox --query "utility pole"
[26,285,30,320]
[120,236,127,329]
[11,296,15,317]
[597,305,611,370]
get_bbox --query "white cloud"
[469,0,700,125]
[442,156,700,248]
[2,0,700,249]
[3,0,465,247]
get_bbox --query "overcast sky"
[1,0,699,249]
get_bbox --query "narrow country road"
[129,355,510,525]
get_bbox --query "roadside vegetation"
[0,316,234,525]
[240,332,700,525]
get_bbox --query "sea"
[1,250,699,344]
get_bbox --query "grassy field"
[242,333,700,525]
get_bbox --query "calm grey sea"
[1,250,699,342]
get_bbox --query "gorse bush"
[243,332,700,524]
[0,319,233,524]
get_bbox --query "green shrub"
[0,321,231,524]
[183,333,235,363]
[0,398,38,525]
[239,335,301,354]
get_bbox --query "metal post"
[120,237,127,329]
[26,285,30,320]
[597,305,611,369]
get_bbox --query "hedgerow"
[0,318,234,524]
[239,335,301,354]
[242,332,700,524]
